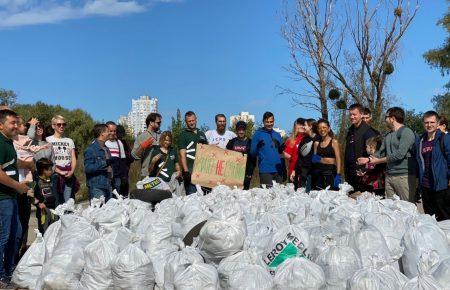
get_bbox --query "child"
[33,158,58,234]
[357,136,386,196]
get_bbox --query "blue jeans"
[0,199,22,281]
[113,177,121,192]
[89,187,111,202]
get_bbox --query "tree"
[432,84,450,117]
[424,1,450,75]
[170,108,184,149]
[281,0,335,119]
[13,101,96,152]
[283,0,419,123]
[324,0,419,121]
[404,109,423,134]
[0,88,17,107]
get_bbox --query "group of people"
[0,102,449,287]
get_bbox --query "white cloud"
[0,0,181,28]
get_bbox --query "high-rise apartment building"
[229,111,256,127]
[118,96,158,136]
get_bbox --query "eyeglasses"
[155,121,161,125]
[55,123,66,127]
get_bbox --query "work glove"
[140,137,155,150]
[312,154,322,164]
[333,174,341,188]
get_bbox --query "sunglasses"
[55,123,66,127]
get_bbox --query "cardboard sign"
[191,144,247,188]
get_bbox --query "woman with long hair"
[290,118,318,191]
[283,118,306,178]
[148,131,181,182]
[311,119,342,190]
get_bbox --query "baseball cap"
[235,121,247,130]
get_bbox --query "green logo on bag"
[143,178,161,190]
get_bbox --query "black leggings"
[312,171,336,190]
[422,187,450,221]
[259,173,283,188]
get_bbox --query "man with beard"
[132,113,162,178]
[205,114,236,149]
[358,107,417,201]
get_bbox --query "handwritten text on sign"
[192,144,247,188]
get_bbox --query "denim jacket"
[84,139,111,189]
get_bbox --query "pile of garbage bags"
[12,183,450,289]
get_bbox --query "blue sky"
[0,0,448,132]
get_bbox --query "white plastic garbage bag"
[380,264,408,288]
[173,262,218,290]
[136,176,171,191]
[164,246,204,290]
[104,226,133,252]
[198,217,246,265]
[349,224,394,268]
[112,241,155,290]
[149,242,179,288]
[273,257,325,290]
[438,220,450,245]
[227,264,274,290]
[12,230,45,289]
[349,266,402,290]
[263,224,310,275]
[432,257,450,288]
[316,244,362,289]
[402,222,450,278]
[93,205,128,234]
[79,238,119,290]
[403,251,443,290]
[38,217,99,290]
[217,249,262,289]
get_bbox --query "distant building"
[229,111,256,127]
[118,96,158,136]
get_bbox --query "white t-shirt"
[205,130,237,149]
[46,136,75,167]
[105,139,126,158]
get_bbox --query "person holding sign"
[206,114,236,149]
[250,112,284,187]
[149,131,181,183]
[178,111,208,194]
[226,121,256,190]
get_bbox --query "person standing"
[205,114,236,149]
[250,112,284,187]
[105,121,128,196]
[362,107,374,125]
[283,118,305,179]
[149,131,181,182]
[132,113,162,178]
[226,121,256,190]
[311,119,342,190]
[415,111,450,221]
[344,104,379,193]
[290,119,318,191]
[439,116,448,134]
[358,107,417,201]
[178,111,208,194]
[46,115,77,203]
[0,109,30,288]
[84,124,113,201]
[28,121,54,162]
[116,125,133,196]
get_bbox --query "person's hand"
[66,170,74,178]
[369,155,380,164]
[17,182,30,194]
[333,174,341,188]
[28,117,39,126]
[357,157,369,165]
[39,203,46,210]
[290,171,296,182]
[312,154,322,164]
[152,154,162,164]
[27,188,34,198]
[140,137,155,150]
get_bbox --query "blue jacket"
[250,128,283,174]
[415,130,450,191]
[84,139,111,189]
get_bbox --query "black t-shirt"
[149,146,178,182]
[226,137,256,176]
